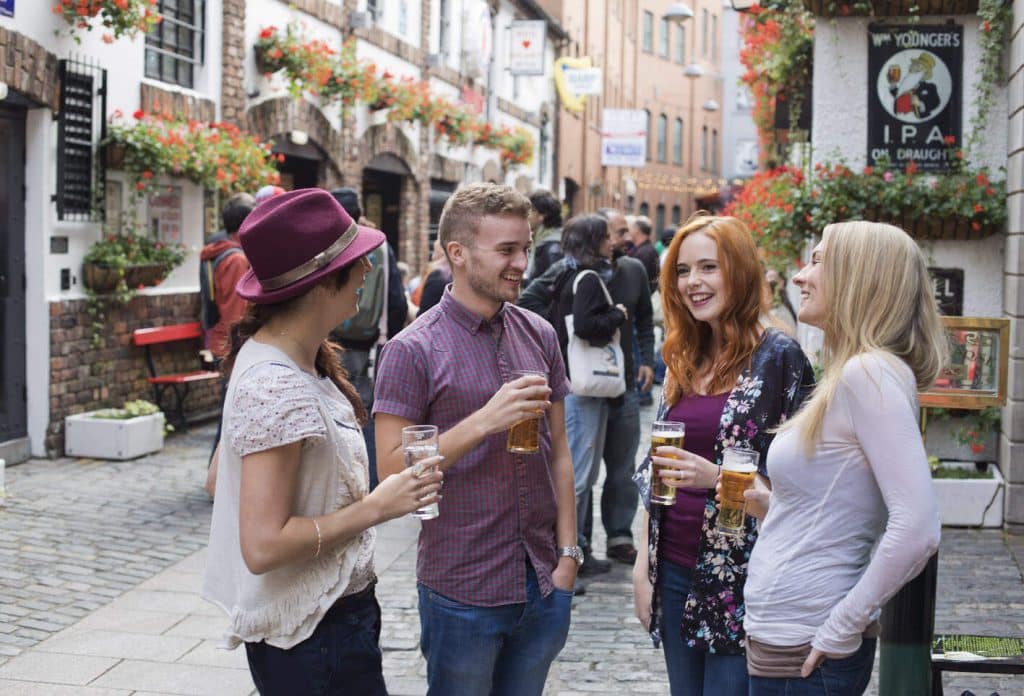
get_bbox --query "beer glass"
[506,369,546,454]
[402,424,440,520]
[716,447,760,536]
[650,421,686,505]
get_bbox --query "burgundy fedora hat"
[236,188,385,304]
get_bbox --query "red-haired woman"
[631,214,814,696]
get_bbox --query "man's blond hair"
[438,183,531,256]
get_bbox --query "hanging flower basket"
[123,263,167,288]
[83,262,123,293]
[104,142,126,170]
[864,209,999,240]
[801,0,979,16]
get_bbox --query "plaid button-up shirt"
[373,288,571,606]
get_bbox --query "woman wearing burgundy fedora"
[202,188,443,695]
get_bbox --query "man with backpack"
[329,188,408,488]
[200,192,255,358]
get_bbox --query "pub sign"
[0,0,12,17]
[867,24,962,172]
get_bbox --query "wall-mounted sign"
[461,85,485,114]
[148,187,183,244]
[867,24,962,172]
[601,109,647,167]
[554,57,601,112]
[509,20,546,76]
[0,0,13,18]
[919,317,1008,410]
[929,267,963,316]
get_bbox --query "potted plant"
[926,407,1004,527]
[65,399,168,460]
[83,232,186,293]
[52,0,162,44]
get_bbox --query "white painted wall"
[719,2,758,181]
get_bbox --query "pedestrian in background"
[202,189,442,695]
[632,214,814,696]
[525,189,564,283]
[744,221,945,696]
[329,187,409,489]
[374,183,579,696]
[552,214,627,583]
[627,215,660,293]
[414,238,452,317]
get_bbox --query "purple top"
[660,392,730,569]
[373,288,571,607]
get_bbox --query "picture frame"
[918,317,1009,410]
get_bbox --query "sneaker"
[578,550,612,577]
[607,543,638,565]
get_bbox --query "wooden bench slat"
[146,370,220,385]
[132,322,203,346]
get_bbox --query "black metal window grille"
[145,0,205,89]
[367,0,381,22]
[56,57,106,222]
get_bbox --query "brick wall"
[0,27,60,109]
[222,0,247,124]
[1002,0,1024,531]
[140,83,216,122]
[47,293,220,456]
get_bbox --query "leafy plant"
[52,0,161,43]
[84,232,186,275]
[927,406,1001,454]
[90,399,174,434]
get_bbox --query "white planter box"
[932,461,1005,528]
[65,412,165,460]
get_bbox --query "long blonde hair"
[783,221,947,450]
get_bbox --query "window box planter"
[932,461,1004,528]
[65,410,165,460]
[802,0,979,16]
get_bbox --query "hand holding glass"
[402,425,440,520]
[650,421,686,505]
[716,447,760,536]
[506,370,546,454]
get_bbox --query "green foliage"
[90,399,163,419]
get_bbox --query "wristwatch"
[558,545,584,567]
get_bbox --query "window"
[644,109,652,161]
[712,14,718,62]
[642,11,653,53]
[671,205,682,227]
[145,0,204,89]
[701,9,708,57]
[367,0,381,22]
[439,0,451,58]
[711,129,719,173]
[701,125,708,170]
[673,118,683,164]
[656,204,666,235]
[659,18,669,58]
[675,25,686,64]
[398,0,407,36]
[639,202,650,217]
[657,114,667,162]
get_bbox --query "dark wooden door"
[0,105,26,443]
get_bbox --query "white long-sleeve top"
[744,352,941,656]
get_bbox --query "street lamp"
[684,63,704,78]
[702,99,720,112]
[663,3,694,23]
[684,63,703,212]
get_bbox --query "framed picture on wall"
[919,317,1009,410]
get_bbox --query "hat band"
[259,221,359,291]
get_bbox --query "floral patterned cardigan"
[633,329,815,654]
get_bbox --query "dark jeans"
[340,349,379,490]
[659,558,747,696]
[245,585,387,696]
[748,638,876,696]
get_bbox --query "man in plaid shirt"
[374,183,579,695]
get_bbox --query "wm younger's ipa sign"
[867,24,962,172]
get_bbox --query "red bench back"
[132,322,203,346]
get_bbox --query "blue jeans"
[748,638,876,696]
[659,558,747,696]
[245,585,386,696]
[417,563,573,696]
[565,393,610,549]
[599,389,641,548]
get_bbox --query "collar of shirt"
[439,286,507,336]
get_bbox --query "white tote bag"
[564,270,627,398]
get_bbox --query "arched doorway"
[362,153,412,254]
[272,135,328,190]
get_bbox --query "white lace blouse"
[202,339,375,650]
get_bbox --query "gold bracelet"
[312,518,322,559]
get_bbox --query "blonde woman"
[743,221,946,696]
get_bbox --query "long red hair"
[660,214,768,404]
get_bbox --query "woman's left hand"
[652,447,718,489]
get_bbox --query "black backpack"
[199,247,243,330]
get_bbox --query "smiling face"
[793,240,826,328]
[458,214,531,312]
[675,232,727,330]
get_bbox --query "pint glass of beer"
[506,369,546,454]
[716,447,760,536]
[402,425,440,520]
[650,421,686,505]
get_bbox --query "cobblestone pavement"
[1,409,1023,694]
